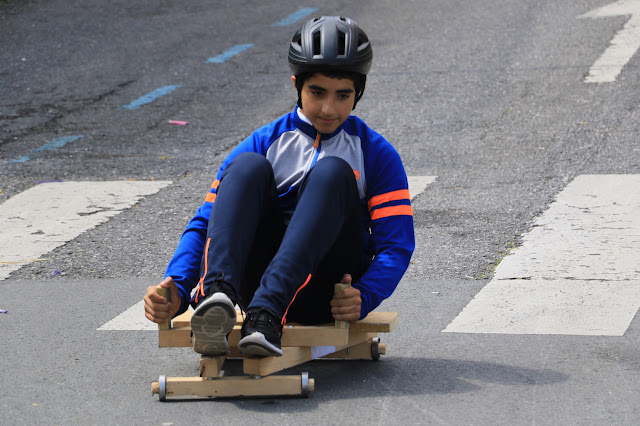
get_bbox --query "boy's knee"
[224,152,273,180]
[297,157,359,201]
[309,157,355,184]
[232,152,270,169]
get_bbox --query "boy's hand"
[330,274,362,323]
[144,277,180,324]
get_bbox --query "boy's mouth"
[318,116,336,125]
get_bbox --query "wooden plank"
[172,311,192,328]
[232,324,349,347]
[334,283,351,329]
[155,286,171,330]
[322,341,387,359]
[283,325,349,346]
[159,324,349,348]
[243,347,311,377]
[199,356,226,378]
[350,312,399,333]
[161,312,397,348]
[243,332,374,376]
[151,375,314,398]
[159,327,191,348]
[172,311,398,332]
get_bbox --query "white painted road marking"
[444,175,640,336]
[0,181,172,281]
[579,0,640,83]
[98,300,155,330]
[98,175,438,331]
[408,176,436,199]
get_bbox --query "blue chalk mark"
[206,44,255,63]
[11,156,31,163]
[33,135,84,152]
[121,85,181,110]
[272,8,318,27]
[10,135,85,163]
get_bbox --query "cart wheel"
[159,375,167,402]
[371,337,381,361]
[301,372,311,397]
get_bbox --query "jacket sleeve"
[163,132,268,316]
[352,138,415,318]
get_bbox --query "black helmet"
[288,16,373,76]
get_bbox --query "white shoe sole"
[190,293,236,356]
[238,332,283,357]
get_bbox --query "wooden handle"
[334,283,351,329]
[156,285,172,330]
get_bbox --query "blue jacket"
[166,108,415,318]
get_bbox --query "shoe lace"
[195,268,240,307]
[249,308,279,334]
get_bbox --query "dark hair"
[294,70,367,110]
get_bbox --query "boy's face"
[292,73,356,134]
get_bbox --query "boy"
[144,16,414,357]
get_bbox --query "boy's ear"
[292,75,304,110]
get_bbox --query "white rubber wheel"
[159,375,167,402]
[371,337,381,361]
[301,372,311,397]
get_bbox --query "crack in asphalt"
[0,79,136,147]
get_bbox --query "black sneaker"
[190,292,236,356]
[238,307,283,357]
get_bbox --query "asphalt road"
[1,0,639,424]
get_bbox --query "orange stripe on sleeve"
[370,205,413,221]
[368,189,411,211]
[203,180,220,203]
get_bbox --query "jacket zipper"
[310,132,322,168]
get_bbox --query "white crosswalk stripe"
[13,176,638,337]
[98,300,155,330]
[0,181,172,281]
[444,175,640,336]
[407,176,436,199]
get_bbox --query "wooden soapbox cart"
[151,286,398,400]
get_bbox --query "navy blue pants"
[197,152,368,324]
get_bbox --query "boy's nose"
[322,99,335,114]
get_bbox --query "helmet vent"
[338,31,346,56]
[292,33,302,47]
[312,30,321,56]
[357,40,370,52]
